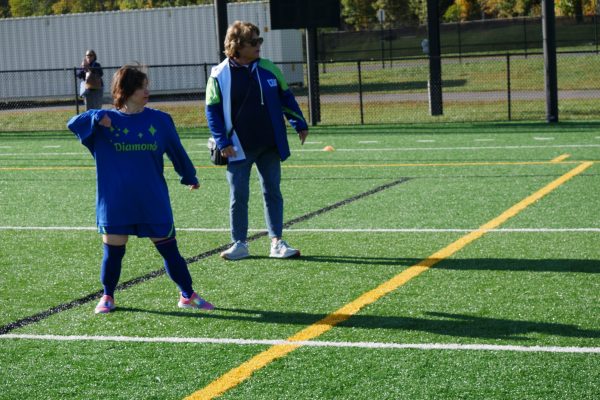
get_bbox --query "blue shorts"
[97,223,176,238]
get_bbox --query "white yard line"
[2,334,598,353]
[1,226,600,233]
[295,144,600,152]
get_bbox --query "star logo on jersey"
[122,128,129,135]
[149,125,156,136]
[267,79,277,87]
[138,132,144,139]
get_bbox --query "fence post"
[380,22,385,68]
[506,54,512,121]
[358,60,364,125]
[595,14,598,54]
[74,67,80,114]
[523,17,528,57]
[457,21,462,63]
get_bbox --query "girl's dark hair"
[111,64,147,109]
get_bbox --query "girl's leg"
[100,234,128,297]
[152,237,194,299]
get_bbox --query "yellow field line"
[0,160,595,172]
[551,154,571,163]
[184,161,594,400]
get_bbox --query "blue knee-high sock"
[100,243,126,297]
[154,238,194,298]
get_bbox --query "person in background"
[77,49,104,110]
[67,64,214,314]
[205,21,309,260]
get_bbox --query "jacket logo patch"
[267,79,277,87]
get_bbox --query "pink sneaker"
[178,292,214,310]
[95,295,116,314]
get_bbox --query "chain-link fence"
[0,51,598,133]
[310,50,600,124]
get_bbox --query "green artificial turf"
[0,122,599,399]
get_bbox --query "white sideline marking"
[358,141,378,144]
[304,141,323,144]
[474,139,494,142]
[3,143,600,157]
[533,137,554,141]
[2,334,598,353]
[416,140,435,143]
[1,226,600,233]
[295,144,600,152]
[43,145,61,148]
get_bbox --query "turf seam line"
[2,334,599,354]
[0,177,411,335]
[185,162,594,400]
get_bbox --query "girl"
[67,65,214,314]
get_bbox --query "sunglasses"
[245,37,264,47]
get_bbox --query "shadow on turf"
[115,307,600,341]
[287,255,600,273]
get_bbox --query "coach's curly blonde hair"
[224,21,260,58]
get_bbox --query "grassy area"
[1,51,598,133]
[1,122,599,399]
[2,97,597,133]
[316,53,600,94]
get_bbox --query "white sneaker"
[220,241,249,260]
[270,240,300,258]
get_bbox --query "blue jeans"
[226,146,283,242]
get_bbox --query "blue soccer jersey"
[67,108,198,227]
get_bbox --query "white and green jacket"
[205,57,308,162]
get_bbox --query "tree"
[372,0,419,26]
[51,0,108,14]
[341,0,378,30]
[0,0,9,17]
[406,0,454,25]
[444,0,480,21]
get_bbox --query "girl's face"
[128,79,149,107]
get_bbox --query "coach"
[205,20,309,260]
